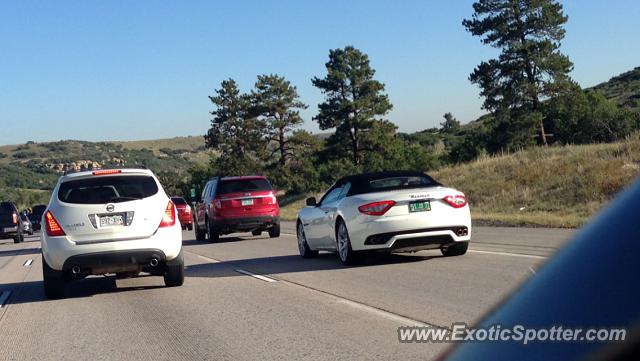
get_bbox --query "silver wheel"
[337,222,349,262]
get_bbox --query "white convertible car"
[296,171,471,264]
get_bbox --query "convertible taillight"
[443,195,467,208]
[358,201,396,216]
[45,211,66,237]
[159,201,177,227]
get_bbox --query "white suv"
[41,168,184,299]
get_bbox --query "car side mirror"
[306,197,317,207]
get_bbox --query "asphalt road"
[0,223,574,361]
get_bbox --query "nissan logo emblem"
[106,204,115,212]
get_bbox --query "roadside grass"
[0,187,51,211]
[278,194,321,222]
[280,135,640,228]
[433,134,640,228]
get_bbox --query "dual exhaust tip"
[456,227,468,237]
[70,257,160,275]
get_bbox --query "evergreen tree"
[463,0,573,148]
[251,74,307,166]
[205,79,265,175]
[312,46,393,165]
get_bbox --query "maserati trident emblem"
[106,204,115,212]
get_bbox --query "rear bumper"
[359,227,470,253]
[41,225,182,271]
[0,225,19,238]
[63,249,169,275]
[212,215,279,234]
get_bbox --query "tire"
[187,224,193,231]
[164,251,184,287]
[297,222,318,258]
[13,232,23,244]
[336,220,359,265]
[42,257,65,299]
[440,242,469,257]
[268,223,280,238]
[251,229,262,236]
[207,221,219,243]
[195,221,206,241]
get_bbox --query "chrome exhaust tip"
[150,258,159,267]
[71,265,81,274]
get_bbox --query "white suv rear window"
[58,176,158,204]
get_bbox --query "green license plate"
[409,200,431,213]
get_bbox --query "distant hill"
[0,137,214,205]
[589,66,640,112]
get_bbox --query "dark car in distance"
[28,204,47,232]
[0,201,24,243]
[194,176,280,242]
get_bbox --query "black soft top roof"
[336,170,441,196]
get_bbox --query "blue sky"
[1,0,638,145]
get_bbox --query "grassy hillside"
[590,67,640,112]
[432,134,640,227]
[279,135,640,227]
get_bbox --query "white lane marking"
[336,299,429,327]
[195,254,220,263]
[278,278,437,328]
[0,291,11,308]
[468,249,547,260]
[529,266,537,274]
[235,268,277,283]
[185,250,434,328]
[23,259,33,267]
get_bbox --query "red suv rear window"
[217,179,272,195]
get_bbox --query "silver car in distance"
[296,171,471,265]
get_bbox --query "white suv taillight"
[45,211,66,237]
[159,201,177,227]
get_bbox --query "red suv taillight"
[267,192,277,205]
[45,211,66,237]
[358,200,396,216]
[12,212,18,224]
[443,195,467,208]
[184,205,191,214]
[159,201,177,227]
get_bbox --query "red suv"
[193,176,280,242]
[171,196,193,231]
